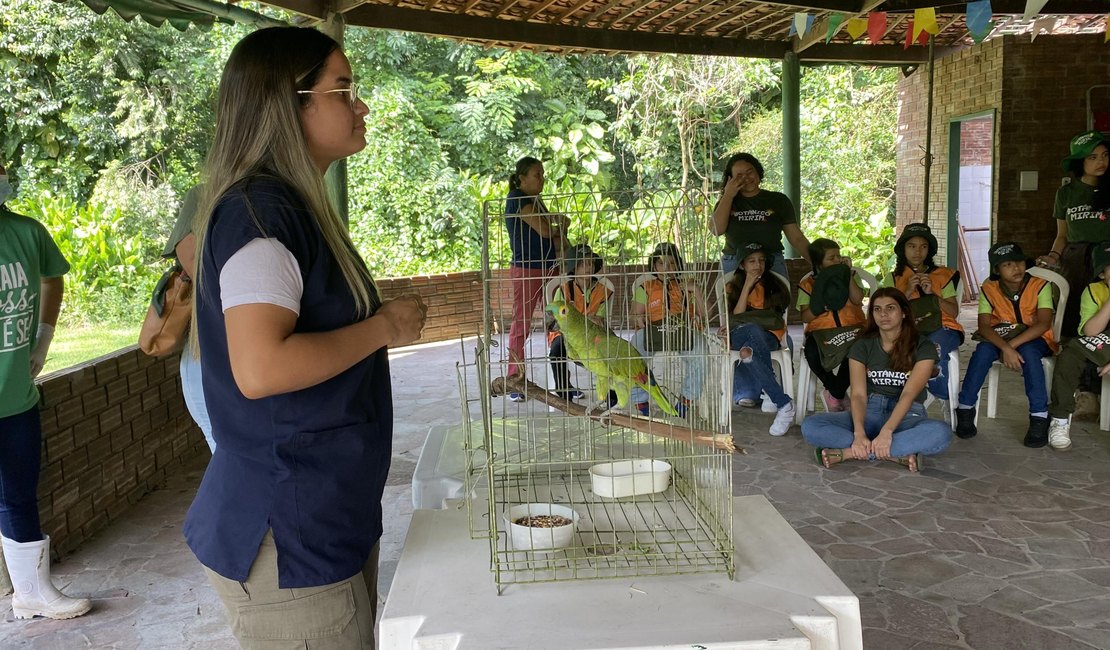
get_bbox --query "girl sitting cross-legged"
[802,287,952,472]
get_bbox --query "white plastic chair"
[793,267,879,424]
[980,267,1068,421]
[714,270,794,408]
[921,276,963,428]
[542,275,616,395]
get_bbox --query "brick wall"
[897,34,1110,264]
[961,118,993,167]
[33,349,205,560]
[896,38,1004,262]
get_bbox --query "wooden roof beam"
[682,0,752,34]
[629,0,692,30]
[734,13,794,38]
[524,0,564,20]
[603,0,662,29]
[652,0,714,32]
[695,5,765,36]
[344,3,791,56]
[557,0,594,22]
[800,42,962,62]
[880,0,1108,12]
[579,0,626,26]
[490,0,522,19]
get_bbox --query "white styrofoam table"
[381,495,862,650]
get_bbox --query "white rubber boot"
[1,535,90,620]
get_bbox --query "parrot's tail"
[648,383,678,416]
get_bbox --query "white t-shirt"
[219,238,303,314]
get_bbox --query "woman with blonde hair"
[183,27,426,648]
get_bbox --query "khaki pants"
[205,531,379,649]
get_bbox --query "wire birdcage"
[472,187,735,590]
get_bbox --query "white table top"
[381,495,862,650]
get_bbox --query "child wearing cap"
[887,223,964,408]
[953,243,1057,446]
[547,243,613,401]
[1035,131,1110,340]
[1044,241,1110,450]
[725,241,796,436]
[797,238,867,415]
[630,242,707,418]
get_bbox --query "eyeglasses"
[296,82,362,109]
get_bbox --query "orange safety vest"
[642,277,690,324]
[798,274,866,334]
[980,275,1057,352]
[893,266,964,333]
[738,282,787,341]
[548,280,611,344]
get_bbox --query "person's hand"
[29,323,53,378]
[1036,252,1060,269]
[872,429,893,459]
[918,275,933,294]
[907,273,922,291]
[1099,362,1110,377]
[849,434,871,460]
[377,295,427,347]
[840,256,853,269]
[743,268,761,288]
[1000,346,1024,372]
[723,174,744,199]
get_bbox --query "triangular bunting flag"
[913,8,938,40]
[1030,15,1055,41]
[971,20,995,43]
[846,17,869,40]
[1023,0,1049,21]
[967,0,992,36]
[793,13,812,38]
[905,19,931,48]
[867,12,888,44]
[826,13,845,43]
[905,19,915,49]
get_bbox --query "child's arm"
[872,358,933,459]
[848,269,865,306]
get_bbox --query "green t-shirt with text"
[848,334,939,403]
[721,190,797,255]
[1054,180,1110,244]
[0,208,70,418]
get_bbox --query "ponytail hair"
[509,156,542,191]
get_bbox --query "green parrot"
[544,299,677,416]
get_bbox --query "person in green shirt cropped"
[1046,241,1110,451]
[709,152,810,278]
[1035,130,1110,341]
[0,161,90,620]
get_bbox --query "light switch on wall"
[1019,171,1039,191]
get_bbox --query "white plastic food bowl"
[506,503,579,551]
[589,459,672,499]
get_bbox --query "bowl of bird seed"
[506,503,579,551]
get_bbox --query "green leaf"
[586,122,605,139]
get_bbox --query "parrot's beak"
[543,303,558,315]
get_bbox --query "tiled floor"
[2,329,1109,649]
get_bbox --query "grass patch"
[43,324,140,375]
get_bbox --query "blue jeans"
[181,351,215,452]
[721,251,788,279]
[801,394,952,458]
[957,338,1051,414]
[927,328,963,400]
[629,329,706,405]
[0,407,44,542]
[729,324,790,408]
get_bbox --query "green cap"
[1062,130,1108,172]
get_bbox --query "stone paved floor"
[2,328,1110,648]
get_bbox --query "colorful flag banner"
[905,19,931,48]
[1023,0,1049,21]
[913,8,939,40]
[971,20,995,43]
[846,17,869,40]
[867,12,888,44]
[826,13,845,43]
[967,0,992,36]
[789,13,814,37]
[1030,15,1055,41]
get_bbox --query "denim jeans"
[801,394,952,458]
[957,338,1051,414]
[181,351,215,452]
[721,251,788,279]
[629,329,706,405]
[927,327,963,400]
[729,323,790,408]
[0,406,44,542]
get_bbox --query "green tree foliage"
[2,1,900,326]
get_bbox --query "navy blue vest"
[505,189,555,269]
[183,176,392,588]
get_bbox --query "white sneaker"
[761,392,779,413]
[769,401,795,436]
[1048,417,1072,450]
[939,400,952,425]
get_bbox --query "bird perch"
[491,376,739,453]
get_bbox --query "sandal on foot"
[894,453,922,472]
[815,448,844,469]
